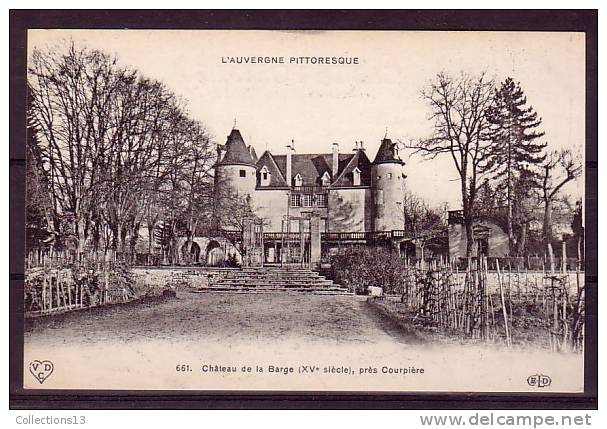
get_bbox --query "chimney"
[359,141,365,151]
[286,140,294,187]
[353,141,359,152]
[332,142,339,178]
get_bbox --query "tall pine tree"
[485,77,546,255]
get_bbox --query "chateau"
[212,127,408,266]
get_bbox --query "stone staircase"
[203,266,351,295]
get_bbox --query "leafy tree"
[510,166,543,256]
[401,191,446,259]
[485,78,546,253]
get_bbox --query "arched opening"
[180,241,201,264]
[206,240,226,266]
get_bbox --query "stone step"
[216,275,332,280]
[203,267,344,294]
[220,271,326,277]
[211,282,336,288]
[210,280,334,286]
[207,285,346,290]
[196,290,353,296]
[197,287,352,295]
[233,271,318,276]
[217,274,330,281]
[212,276,333,283]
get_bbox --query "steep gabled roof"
[373,137,404,165]
[216,129,256,167]
[271,153,356,186]
[256,150,289,188]
[332,150,372,187]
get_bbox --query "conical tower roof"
[216,128,256,167]
[373,137,404,165]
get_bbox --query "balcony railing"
[262,230,411,242]
[290,186,328,194]
[263,232,303,240]
[322,232,370,241]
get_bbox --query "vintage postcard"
[21,28,589,394]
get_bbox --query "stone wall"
[131,267,239,289]
[327,188,372,232]
[449,221,509,259]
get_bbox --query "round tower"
[371,137,406,232]
[213,128,257,231]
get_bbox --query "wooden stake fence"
[397,257,583,350]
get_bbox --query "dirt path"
[23,291,584,392]
[25,291,411,346]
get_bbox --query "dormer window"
[352,167,361,186]
[259,166,271,186]
[321,171,331,187]
[294,174,303,187]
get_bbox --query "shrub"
[327,247,406,295]
[214,253,241,268]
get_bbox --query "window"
[294,174,303,187]
[387,173,392,180]
[303,194,313,207]
[316,194,327,207]
[321,171,331,187]
[353,167,361,186]
[259,166,271,186]
[290,194,301,207]
[239,169,246,177]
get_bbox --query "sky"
[28,30,585,208]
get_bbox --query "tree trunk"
[577,236,582,270]
[517,222,528,257]
[464,219,474,258]
[547,242,555,274]
[507,197,513,255]
[543,197,554,271]
[75,215,85,263]
[506,150,514,255]
[462,188,475,259]
[147,223,154,265]
[562,240,567,273]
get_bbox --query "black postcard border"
[9,9,598,410]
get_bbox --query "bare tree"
[541,148,582,270]
[410,72,496,257]
[179,119,215,260]
[28,43,129,260]
[28,41,215,265]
